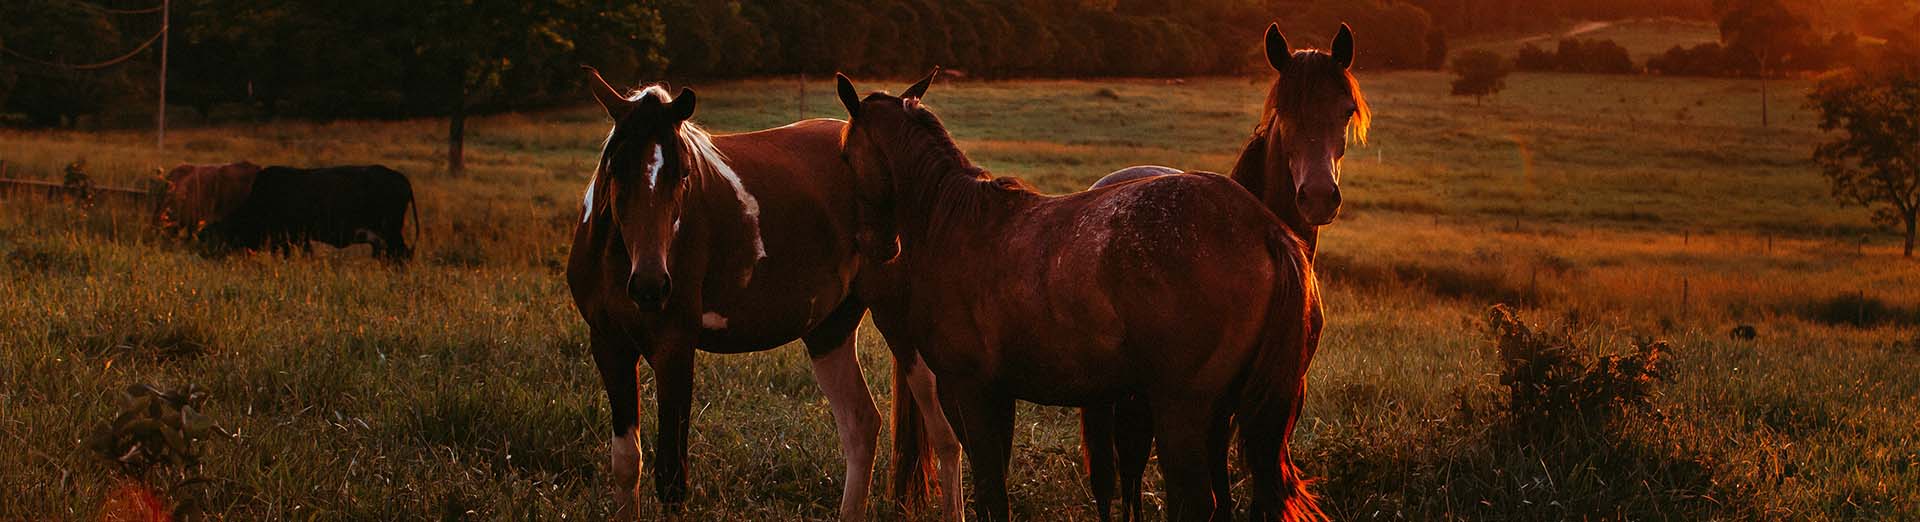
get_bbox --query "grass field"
[3,69,1918,520]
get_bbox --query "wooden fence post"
[1859,289,1867,326]
[1681,277,1690,321]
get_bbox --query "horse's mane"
[1258,50,1371,143]
[880,101,1034,238]
[901,103,1038,195]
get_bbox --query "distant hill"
[1456,18,1722,64]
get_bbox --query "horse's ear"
[583,65,633,121]
[903,66,939,99]
[670,88,697,121]
[1332,23,1355,70]
[836,73,861,117]
[1265,23,1289,72]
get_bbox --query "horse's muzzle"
[1298,184,1342,226]
[627,273,672,311]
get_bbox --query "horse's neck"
[892,145,1011,257]
[1228,135,1318,257]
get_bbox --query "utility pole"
[156,0,169,149]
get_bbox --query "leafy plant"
[88,384,221,474]
[1487,304,1671,431]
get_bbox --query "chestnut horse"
[568,67,886,520]
[839,73,1326,522]
[1082,23,1369,522]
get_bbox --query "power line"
[0,24,165,70]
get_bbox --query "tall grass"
[3,71,1916,519]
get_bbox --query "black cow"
[204,165,418,261]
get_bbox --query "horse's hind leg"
[803,303,881,522]
[1151,398,1220,522]
[942,383,1016,522]
[1114,395,1155,522]
[1080,404,1118,522]
[903,355,966,521]
[1207,412,1236,521]
[1239,424,1281,522]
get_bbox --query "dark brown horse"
[568,67,886,520]
[1082,23,1370,522]
[839,73,1326,522]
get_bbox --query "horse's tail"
[889,354,936,510]
[1235,226,1328,522]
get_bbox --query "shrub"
[1516,43,1558,71]
[1487,304,1671,431]
[1556,38,1636,74]
[88,383,231,520]
[1516,39,1637,74]
[1801,292,1920,327]
[89,384,221,473]
[1450,50,1511,102]
[1648,43,1754,77]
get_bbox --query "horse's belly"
[695,270,853,354]
[991,339,1134,406]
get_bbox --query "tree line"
[5,0,1756,129]
[6,0,1884,177]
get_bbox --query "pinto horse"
[568,67,885,520]
[1082,23,1370,522]
[838,73,1326,522]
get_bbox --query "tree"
[1450,49,1510,103]
[0,0,143,126]
[409,0,665,176]
[1808,66,1920,257]
[1717,0,1814,126]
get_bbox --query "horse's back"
[1089,165,1183,190]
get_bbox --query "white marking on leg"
[610,429,642,518]
[700,312,728,330]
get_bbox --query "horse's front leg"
[591,334,643,520]
[942,382,1015,522]
[803,309,882,522]
[1114,396,1155,522]
[1080,404,1118,522]
[649,342,696,510]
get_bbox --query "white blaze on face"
[646,144,665,190]
[701,312,729,330]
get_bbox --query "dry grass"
[2,70,1917,520]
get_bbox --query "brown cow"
[161,161,261,236]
